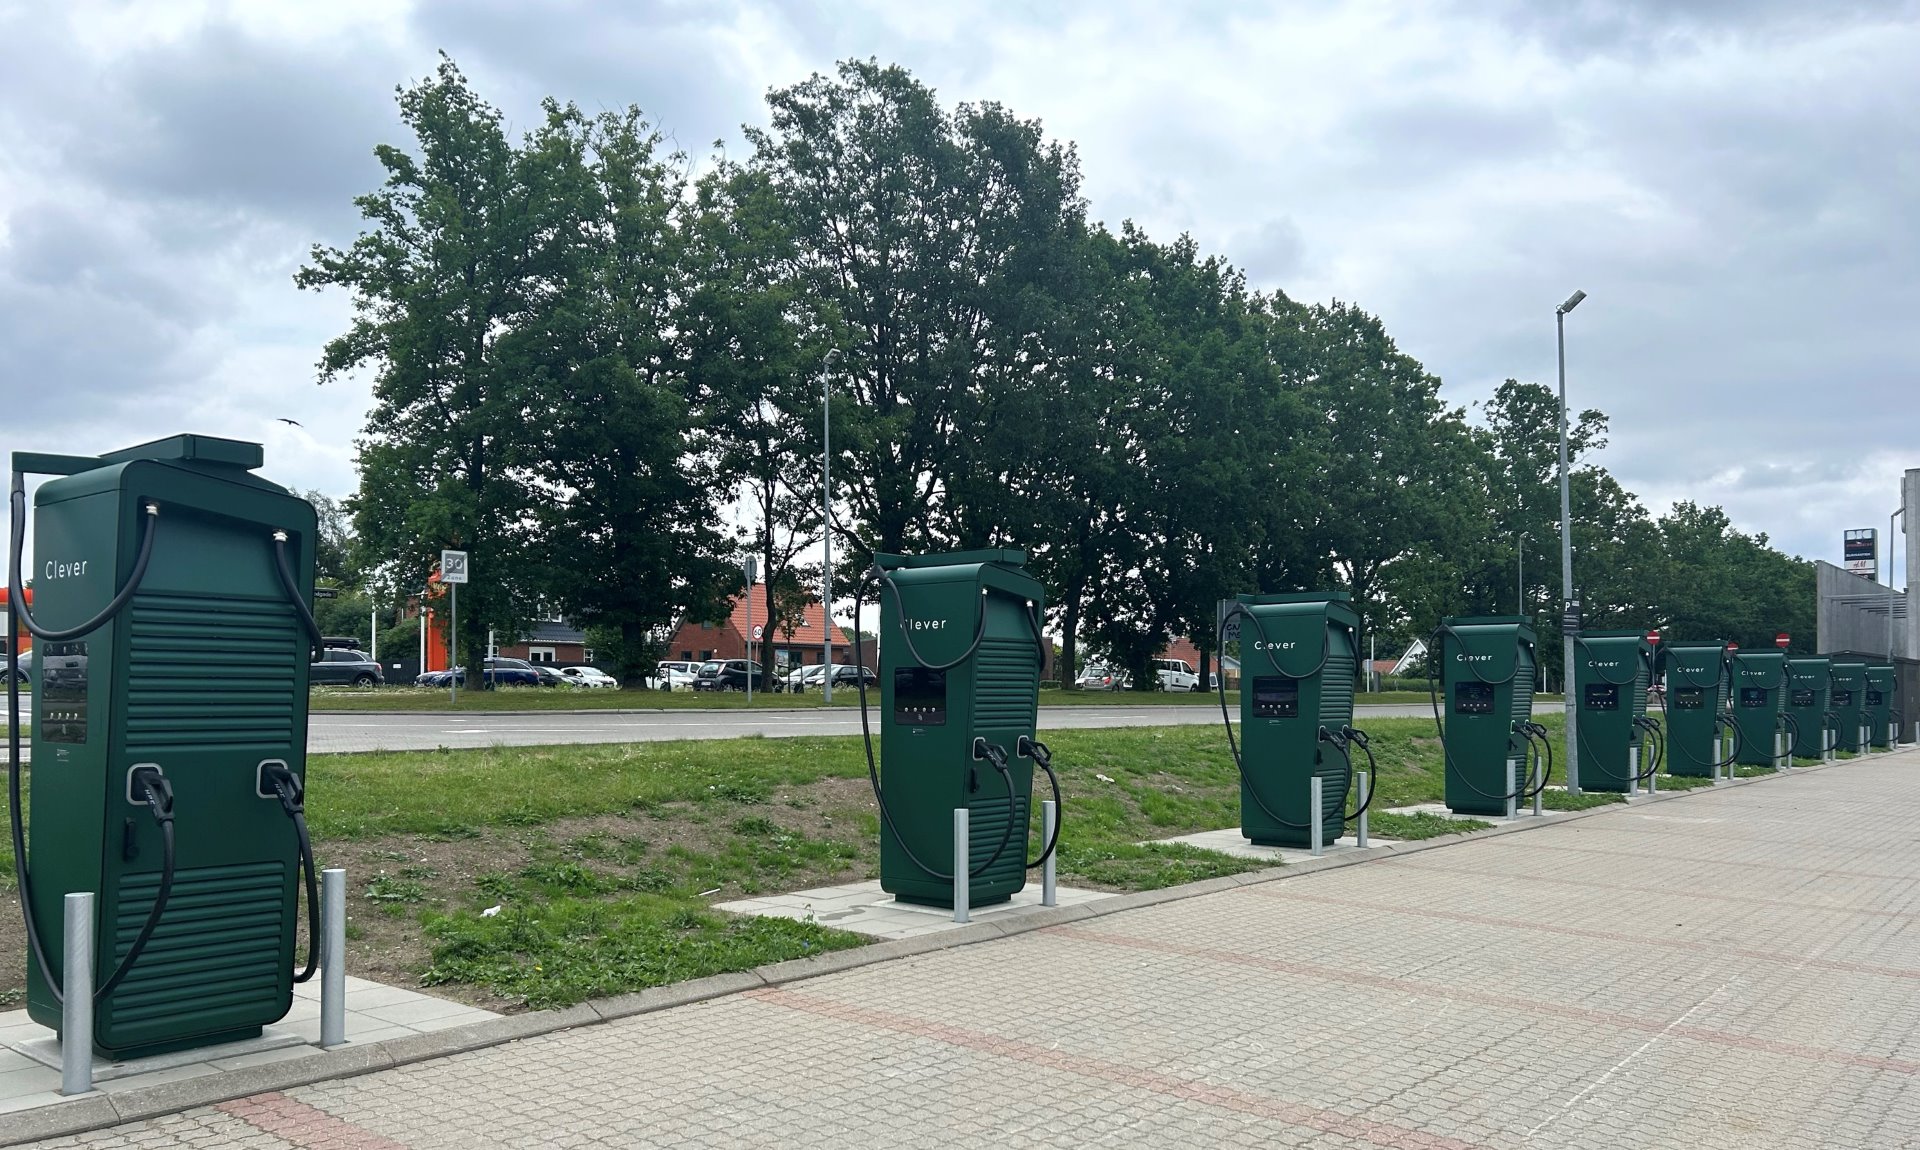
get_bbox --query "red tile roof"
[723,584,854,645]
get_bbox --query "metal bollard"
[952,808,969,924]
[1648,763,1658,794]
[1504,759,1517,819]
[321,868,347,1048]
[1532,759,1544,817]
[1356,771,1370,848]
[1309,776,1324,856]
[1713,739,1724,782]
[1041,800,1057,908]
[61,892,94,1096]
[1629,747,1639,796]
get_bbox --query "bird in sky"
[276,418,303,428]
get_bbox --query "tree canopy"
[301,58,1817,683]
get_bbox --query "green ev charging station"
[1865,663,1896,750]
[859,549,1059,909]
[1729,649,1794,768]
[8,436,323,1059]
[1784,657,1832,760]
[1572,630,1657,792]
[1661,641,1736,777]
[1432,616,1548,816]
[1216,593,1372,847]
[1830,661,1868,754]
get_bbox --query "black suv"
[693,659,773,692]
[310,648,385,687]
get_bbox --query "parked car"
[780,664,822,693]
[414,657,542,688]
[654,661,700,691]
[561,665,618,689]
[1151,658,1201,692]
[3,648,29,686]
[823,664,878,689]
[1074,665,1129,691]
[310,647,384,687]
[534,664,569,687]
[693,659,772,692]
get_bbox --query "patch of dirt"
[0,776,887,1015]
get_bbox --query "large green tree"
[297,58,549,680]
[518,104,732,684]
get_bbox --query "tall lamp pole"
[1891,505,1906,661]
[1557,289,1587,794]
[821,350,841,701]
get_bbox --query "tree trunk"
[1197,637,1212,698]
[620,620,648,689]
[1058,590,1082,689]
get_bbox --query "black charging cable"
[1337,726,1377,823]
[260,763,321,984]
[94,766,178,1003]
[1632,716,1665,782]
[1017,736,1063,870]
[8,472,166,1005]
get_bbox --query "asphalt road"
[307,700,1501,755]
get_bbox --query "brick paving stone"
[23,750,1920,1148]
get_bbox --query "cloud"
[0,0,1914,578]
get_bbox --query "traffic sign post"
[743,557,758,703]
[442,550,468,705]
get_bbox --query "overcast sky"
[3,0,1916,575]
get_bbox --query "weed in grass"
[708,781,768,804]
[520,860,618,895]
[419,896,866,1008]
[398,864,441,880]
[343,922,365,942]
[423,823,482,842]
[364,874,429,903]
[1540,791,1626,811]
[731,816,780,836]
[563,833,619,861]
[473,871,519,903]
[364,848,410,862]
[625,869,677,894]
[0,987,21,1007]
[1367,811,1489,840]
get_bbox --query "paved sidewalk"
[22,750,1920,1148]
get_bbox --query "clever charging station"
[1216,593,1373,847]
[1572,630,1656,792]
[8,436,323,1059]
[1730,649,1794,768]
[857,549,1059,909]
[1830,661,1868,754]
[1784,657,1832,759]
[1865,663,1895,750]
[1661,641,1737,778]
[1432,616,1548,816]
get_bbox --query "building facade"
[665,585,858,669]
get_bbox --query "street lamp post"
[1557,289,1586,794]
[1891,505,1906,661]
[821,350,841,701]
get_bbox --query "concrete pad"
[1150,826,1400,862]
[11,1027,306,1083]
[0,974,499,1127]
[716,879,1117,940]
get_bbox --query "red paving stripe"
[1382,857,1916,921]
[744,987,1481,1150]
[1251,887,1920,981]
[1044,925,1920,1077]
[217,1093,411,1149]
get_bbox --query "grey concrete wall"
[1816,560,1908,660]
